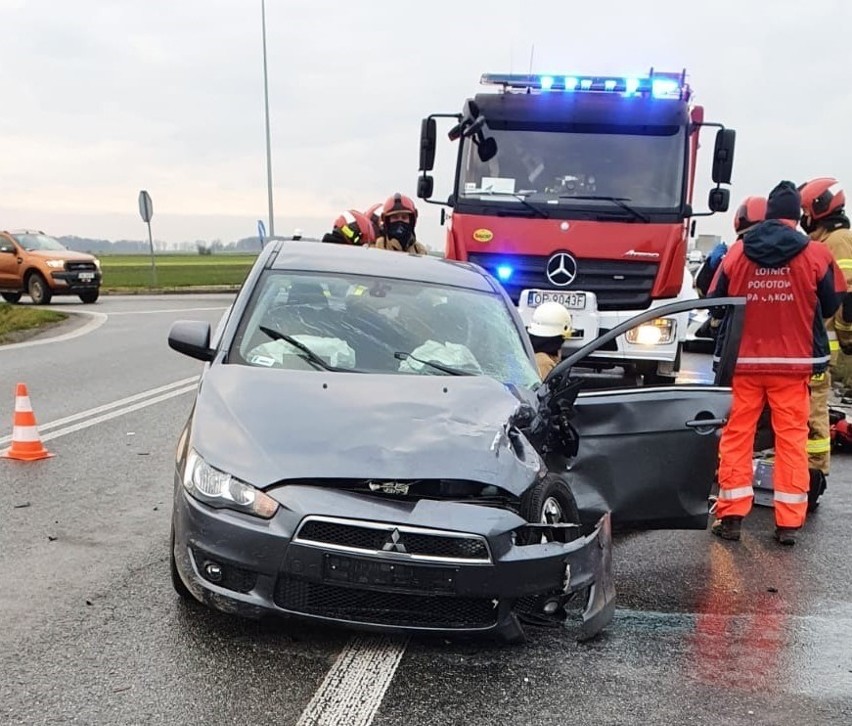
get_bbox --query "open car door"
[539,297,746,530]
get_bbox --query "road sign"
[138,190,153,223]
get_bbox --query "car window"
[12,234,67,252]
[228,270,541,389]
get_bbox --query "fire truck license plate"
[525,290,587,309]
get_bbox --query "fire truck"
[416,70,736,382]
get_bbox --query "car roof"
[267,240,498,293]
[4,229,45,235]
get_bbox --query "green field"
[99,254,258,289]
[0,303,67,343]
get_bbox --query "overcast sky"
[0,0,849,248]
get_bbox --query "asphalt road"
[1,295,850,726]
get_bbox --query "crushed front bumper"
[172,482,615,642]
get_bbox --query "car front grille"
[275,579,498,629]
[294,517,491,562]
[65,261,97,272]
[467,252,658,311]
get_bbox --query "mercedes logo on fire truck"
[545,252,578,287]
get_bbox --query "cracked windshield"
[232,270,541,388]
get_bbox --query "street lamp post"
[261,0,275,236]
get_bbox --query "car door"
[540,296,745,530]
[0,237,21,287]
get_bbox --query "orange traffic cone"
[2,383,53,461]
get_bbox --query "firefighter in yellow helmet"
[526,302,573,379]
[798,177,852,509]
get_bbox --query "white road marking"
[0,311,108,352]
[93,306,228,316]
[295,635,408,726]
[0,377,199,446]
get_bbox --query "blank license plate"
[526,289,586,309]
[78,272,95,281]
[323,554,456,593]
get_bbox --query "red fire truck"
[416,70,735,382]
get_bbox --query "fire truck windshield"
[459,125,686,214]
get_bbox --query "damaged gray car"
[167,239,744,643]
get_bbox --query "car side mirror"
[417,174,434,200]
[477,136,498,163]
[168,320,214,361]
[419,117,437,172]
[708,187,730,213]
[711,128,736,185]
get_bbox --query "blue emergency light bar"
[480,70,689,100]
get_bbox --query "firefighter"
[696,196,766,298]
[526,302,573,379]
[708,181,845,545]
[799,177,852,507]
[321,210,376,247]
[364,202,384,241]
[375,193,429,255]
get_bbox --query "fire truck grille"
[468,253,658,311]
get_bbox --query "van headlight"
[626,318,676,346]
[182,449,278,519]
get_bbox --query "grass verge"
[99,254,257,289]
[0,303,68,343]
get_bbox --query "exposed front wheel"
[1,292,22,303]
[518,473,581,544]
[27,273,52,305]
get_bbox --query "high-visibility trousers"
[807,370,831,474]
[717,373,810,529]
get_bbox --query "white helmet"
[527,302,572,338]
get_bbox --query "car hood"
[27,249,96,262]
[190,365,542,496]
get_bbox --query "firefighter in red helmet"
[798,177,852,507]
[375,193,428,255]
[696,196,767,298]
[321,210,376,247]
[364,203,384,241]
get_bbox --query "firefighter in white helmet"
[526,302,573,379]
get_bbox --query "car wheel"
[518,473,581,544]
[170,526,194,601]
[27,273,52,305]
[1,292,22,303]
[78,290,99,304]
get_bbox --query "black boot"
[807,468,826,512]
[711,516,743,541]
[774,527,799,546]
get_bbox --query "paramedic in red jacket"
[708,181,845,546]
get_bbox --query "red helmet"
[331,209,375,246]
[799,177,846,221]
[733,196,767,234]
[380,192,418,225]
[364,202,384,236]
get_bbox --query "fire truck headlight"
[496,265,514,282]
[626,318,676,346]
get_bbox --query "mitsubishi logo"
[381,528,407,553]
[545,252,578,287]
